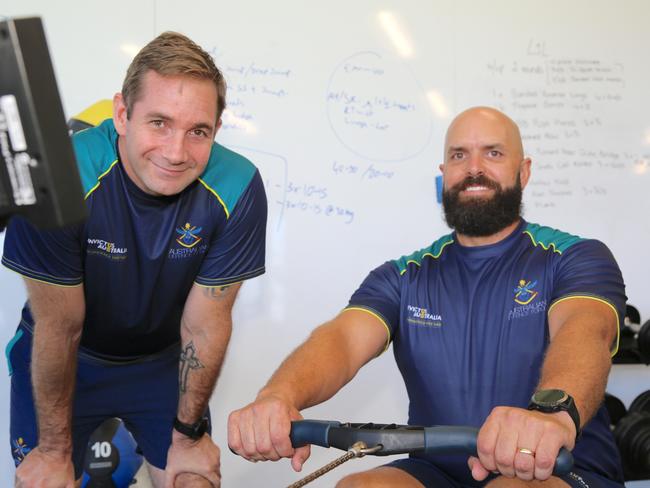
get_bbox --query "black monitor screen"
[0,16,85,229]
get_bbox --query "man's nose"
[162,130,188,164]
[465,152,485,176]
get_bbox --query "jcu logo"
[514,279,539,305]
[176,223,203,248]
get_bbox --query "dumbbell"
[638,320,650,364]
[82,418,143,488]
[626,305,642,326]
[614,305,648,365]
[610,391,650,480]
[605,393,627,427]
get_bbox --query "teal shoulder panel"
[72,119,119,195]
[199,143,257,217]
[393,234,454,275]
[523,222,584,254]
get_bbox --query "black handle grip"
[289,420,341,448]
[290,420,573,476]
[423,426,574,476]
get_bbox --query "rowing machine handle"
[290,420,573,476]
[422,426,573,476]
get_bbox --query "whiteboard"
[1,1,649,486]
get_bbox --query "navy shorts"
[7,323,211,478]
[386,457,624,488]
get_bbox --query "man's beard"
[442,174,523,237]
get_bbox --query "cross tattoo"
[179,341,204,393]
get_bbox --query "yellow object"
[71,99,113,126]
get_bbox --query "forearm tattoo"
[178,341,204,393]
[203,285,231,299]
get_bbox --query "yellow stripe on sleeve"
[523,230,563,254]
[2,265,83,288]
[400,240,454,275]
[198,178,230,219]
[342,306,392,354]
[548,295,620,357]
[192,280,242,289]
[84,160,119,199]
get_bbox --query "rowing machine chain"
[286,442,383,488]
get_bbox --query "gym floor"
[133,465,153,487]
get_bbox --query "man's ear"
[214,117,223,137]
[520,157,532,189]
[113,93,128,136]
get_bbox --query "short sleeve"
[551,239,626,322]
[346,261,402,339]
[195,170,267,286]
[2,216,84,286]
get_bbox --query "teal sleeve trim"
[5,329,24,376]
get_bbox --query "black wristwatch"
[173,416,209,440]
[528,389,581,439]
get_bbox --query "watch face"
[533,389,568,406]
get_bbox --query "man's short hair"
[121,31,226,121]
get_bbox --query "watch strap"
[173,416,208,440]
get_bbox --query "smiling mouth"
[152,161,187,175]
[463,185,492,192]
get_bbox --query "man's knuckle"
[535,454,554,471]
[270,430,287,445]
[494,452,511,467]
[251,398,275,413]
[517,471,534,481]
[505,408,523,422]
[491,406,508,417]
[239,407,254,423]
[535,468,552,481]
[476,443,492,458]
[241,445,257,457]
[514,457,532,472]
[524,415,540,430]
[257,442,273,456]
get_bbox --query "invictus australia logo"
[175,223,203,248]
[406,305,442,327]
[87,238,128,260]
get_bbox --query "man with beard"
[228,107,625,487]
